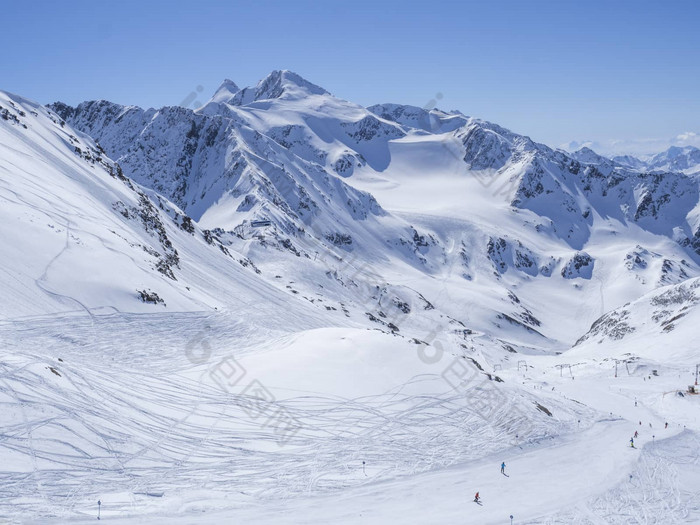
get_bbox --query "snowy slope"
[572,276,700,362]
[0,89,327,322]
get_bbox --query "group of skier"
[629,402,671,448]
[472,415,673,506]
[630,398,672,448]
[474,398,677,507]
[473,462,507,504]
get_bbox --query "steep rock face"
[514,153,697,251]
[561,252,594,279]
[619,245,692,286]
[51,101,228,212]
[509,144,697,253]
[576,308,636,343]
[486,237,541,277]
[50,71,408,221]
[460,122,532,171]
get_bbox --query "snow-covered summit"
[210,69,330,107]
[611,153,647,170]
[367,103,467,134]
[611,145,700,176]
[569,146,615,167]
[208,78,240,105]
[647,145,700,175]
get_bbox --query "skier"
[474,492,480,503]
[501,462,506,474]
[665,422,668,429]
[634,400,637,407]
[630,437,635,448]
[634,430,638,438]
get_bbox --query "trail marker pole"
[362,460,366,476]
[97,500,101,520]
[510,515,514,524]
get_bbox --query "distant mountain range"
[569,145,700,176]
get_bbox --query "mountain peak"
[664,145,684,157]
[209,78,240,104]
[256,70,329,99]
[649,144,700,164]
[212,70,329,107]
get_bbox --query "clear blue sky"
[2,0,699,155]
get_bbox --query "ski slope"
[3,308,699,524]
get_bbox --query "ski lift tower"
[556,364,573,377]
[695,364,699,386]
[517,360,527,372]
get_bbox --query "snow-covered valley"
[1,72,699,524]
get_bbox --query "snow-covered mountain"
[51,73,700,263]
[3,73,700,523]
[573,276,700,361]
[612,145,700,176]
[0,89,329,324]
[609,152,649,171]
[646,145,700,176]
[48,71,700,346]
